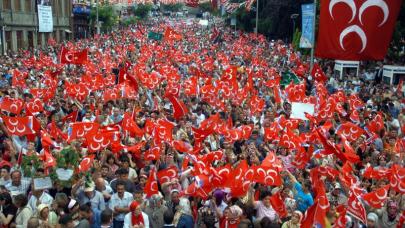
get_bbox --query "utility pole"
[255,0,259,34]
[96,0,100,34]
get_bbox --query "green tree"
[161,3,183,12]
[90,4,118,32]
[122,16,138,27]
[134,4,153,19]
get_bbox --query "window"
[14,0,21,11]
[3,0,11,10]
[5,31,12,51]
[38,33,43,47]
[25,0,32,12]
[16,31,23,50]
[28,31,34,48]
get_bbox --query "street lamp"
[290,13,299,42]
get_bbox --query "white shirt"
[6,179,31,196]
[28,191,54,214]
[123,211,150,228]
[109,192,133,221]
[128,167,138,180]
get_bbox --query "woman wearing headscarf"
[173,198,194,228]
[377,200,400,228]
[123,201,150,228]
[219,205,243,228]
[36,204,58,228]
[366,212,379,228]
[281,211,302,228]
[144,194,167,228]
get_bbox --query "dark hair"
[116,168,129,175]
[0,192,12,205]
[59,214,73,225]
[260,191,272,200]
[14,194,28,207]
[163,209,174,224]
[101,164,110,170]
[79,203,92,213]
[116,180,126,188]
[260,216,280,228]
[101,208,113,224]
[133,189,143,195]
[0,165,11,173]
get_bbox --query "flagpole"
[310,0,316,71]
[255,0,259,34]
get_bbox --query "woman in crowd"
[0,192,16,228]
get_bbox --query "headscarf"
[173,198,192,226]
[213,189,224,206]
[293,210,303,223]
[367,212,378,223]
[129,201,144,226]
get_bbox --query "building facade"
[0,0,72,54]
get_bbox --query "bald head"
[95,177,105,188]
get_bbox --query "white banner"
[290,102,315,121]
[38,5,53,32]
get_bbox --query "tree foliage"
[90,4,118,31]
[134,4,153,19]
[122,16,138,27]
[161,3,184,12]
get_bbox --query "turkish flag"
[43,148,56,168]
[270,191,288,218]
[144,167,159,198]
[121,113,143,137]
[166,95,188,121]
[316,0,402,60]
[311,63,328,82]
[41,130,57,148]
[78,155,94,172]
[60,46,88,64]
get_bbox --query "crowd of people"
[0,15,403,228]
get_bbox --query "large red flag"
[315,0,402,60]
[144,167,159,198]
[269,191,288,218]
[164,27,182,41]
[60,46,88,64]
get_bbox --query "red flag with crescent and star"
[60,46,88,65]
